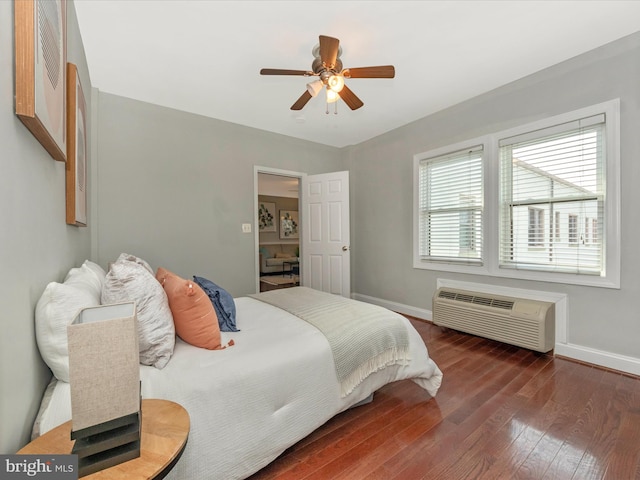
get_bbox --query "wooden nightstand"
[18,399,189,479]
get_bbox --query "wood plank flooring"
[248,317,640,480]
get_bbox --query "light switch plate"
[242,223,251,233]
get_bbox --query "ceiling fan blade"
[290,90,313,110]
[338,84,364,110]
[319,35,340,69]
[343,65,395,79]
[260,68,311,76]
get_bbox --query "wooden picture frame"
[15,0,67,162]
[66,63,87,226]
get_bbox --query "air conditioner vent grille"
[438,290,457,300]
[438,289,514,310]
[492,299,515,310]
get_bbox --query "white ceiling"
[258,173,299,199]
[73,1,640,148]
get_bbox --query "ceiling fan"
[260,35,395,111]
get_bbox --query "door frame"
[254,166,305,293]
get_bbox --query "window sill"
[413,258,619,289]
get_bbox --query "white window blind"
[498,114,605,275]
[418,146,483,264]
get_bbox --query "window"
[459,195,477,252]
[568,214,579,244]
[584,217,598,244]
[417,145,483,264]
[528,208,545,247]
[584,217,591,244]
[499,113,605,276]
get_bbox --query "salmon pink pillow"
[156,267,228,350]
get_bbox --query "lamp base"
[71,411,141,477]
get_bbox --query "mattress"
[35,295,442,480]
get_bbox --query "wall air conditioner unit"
[433,288,555,353]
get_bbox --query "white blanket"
[249,287,410,397]
[35,296,442,480]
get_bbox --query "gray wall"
[0,1,92,453]
[346,32,640,360]
[94,93,341,296]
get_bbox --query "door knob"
[342,246,349,251]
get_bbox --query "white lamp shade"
[326,88,339,103]
[328,75,345,92]
[306,80,323,97]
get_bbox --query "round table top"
[18,399,189,480]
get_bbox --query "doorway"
[255,169,302,293]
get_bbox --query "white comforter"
[36,296,442,480]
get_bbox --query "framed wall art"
[15,0,67,162]
[66,63,87,226]
[258,202,276,232]
[279,210,299,239]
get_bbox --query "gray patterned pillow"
[101,254,175,368]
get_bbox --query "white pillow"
[64,260,105,299]
[101,255,175,369]
[35,282,100,382]
[83,260,107,287]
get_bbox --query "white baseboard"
[351,293,432,321]
[554,343,640,377]
[354,290,640,378]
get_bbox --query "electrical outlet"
[242,223,251,233]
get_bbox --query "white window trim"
[413,99,620,289]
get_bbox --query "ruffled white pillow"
[35,261,106,382]
[101,254,175,368]
[64,260,105,299]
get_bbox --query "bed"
[32,257,442,480]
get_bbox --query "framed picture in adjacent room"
[258,202,276,232]
[280,210,299,239]
[66,63,87,226]
[14,0,67,162]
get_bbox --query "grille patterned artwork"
[15,0,67,162]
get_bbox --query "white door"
[301,171,350,297]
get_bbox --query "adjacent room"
[2,1,640,479]
[257,173,301,292]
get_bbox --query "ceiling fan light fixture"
[306,80,323,97]
[261,34,392,112]
[328,74,345,92]
[326,88,339,103]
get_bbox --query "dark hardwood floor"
[248,317,640,480]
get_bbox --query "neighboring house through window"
[528,207,544,247]
[499,115,604,274]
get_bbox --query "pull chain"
[325,102,339,115]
